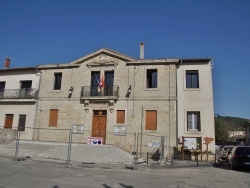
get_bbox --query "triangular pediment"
[69,48,136,66]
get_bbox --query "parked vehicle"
[216,145,234,160]
[228,146,250,170]
[225,146,234,162]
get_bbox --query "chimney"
[4,56,10,69]
[140,42,144,59]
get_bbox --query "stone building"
[34,45,177,157]
[0,44,215,158]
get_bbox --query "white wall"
[177,61,215,152]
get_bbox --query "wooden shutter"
[116,110,125,124]
[5,114,14,129]
[49,109,58,127]
[145,110,157,130]
[18,115,26,131]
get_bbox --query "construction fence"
[0,126,167,166]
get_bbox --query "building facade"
[177,59,215,153]
[1,46,216,157]
[0,57,40,140]
[34,47,178,157]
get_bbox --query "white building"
[177,59,215,153]
[0,57,40,140]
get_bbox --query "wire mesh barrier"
[136,133,165,164]
[66,127,136,166]
[1,126,167,166]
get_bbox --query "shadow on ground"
[213,160,250,173]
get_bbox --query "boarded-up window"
[116,110,125,124]
[18,115,26,131]
[5,114,14,129]
[145,110,157,130]
[49,109,58,127]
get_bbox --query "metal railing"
[81,85,119,99]
[0,89,38,99]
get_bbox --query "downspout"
[176,59,182,148]
[33,68,42,140]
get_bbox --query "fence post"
[160,136,164,162]
[14,129,20,160]
[66,129,72,166]
[136,132,139,160]
[133,132,136,163]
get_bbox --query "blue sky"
[0,0,250,119]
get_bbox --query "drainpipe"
[33,69,42,140]
[176,59,182,148]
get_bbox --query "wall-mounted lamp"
[69,87,74,94]
[128,85,132,93]
[68,87,74,98]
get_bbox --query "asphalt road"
[0,155,250,188]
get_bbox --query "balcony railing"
[0,89,38,100]
[81,85,119,99]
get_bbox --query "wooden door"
[92,110,107,143]
[5,114,14,129]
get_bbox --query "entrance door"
[5,114,14,129]
[92,110,107,143]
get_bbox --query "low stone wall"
[0,128,16,144]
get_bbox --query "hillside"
[214,116,249,144]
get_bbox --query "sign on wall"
[72,124,84,133]
[184,138,197,149]
[87,137,103,145]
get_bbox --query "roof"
[0,67,37,72]
[70,48,136,65]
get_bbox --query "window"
[116,110,125,124]
[20,81,32,89]
[91,71,100,96]
[187,112,200,131]
[0,82,5,98]
[145,110,157,130]
[186,70,199,88]
[54,73,62,90]
[49,109,58,127]
[5,114,14,129]
[18,115,26,131]
[0,82,5,91]
[146,69,157,88]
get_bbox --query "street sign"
[203,141,211,144]
[203,137,214,142]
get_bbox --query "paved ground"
[0,155,250,188]
[0,140,134,165]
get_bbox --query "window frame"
[145,110,157,131]
[146,69,158,89]
[187,111,201,132]
[54,72,62,90]
[186,70,199,89]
